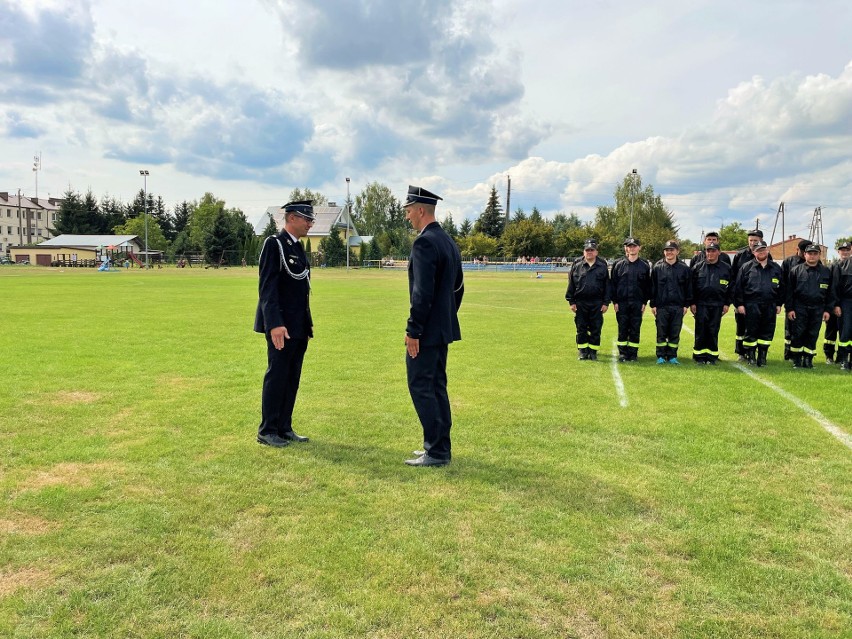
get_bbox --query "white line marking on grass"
[733,363,852,450]
[683,323,851,450]
[611,343,628,408]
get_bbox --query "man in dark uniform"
[831,241,852,371]
[730,229,766,359]
[610,237,651,362]
[566,239,611,361]
[403,186,464,468]
[781,238,810,359]
[650,240,692,364]
[254,201,315,447]
[786,244,833,369]
[690,242,731,365]
[823,241,851,363]
[690,231,732,269]
[733,240,784,367]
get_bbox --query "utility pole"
[17,188,24,246]
[503,174,511,229]
[345,177,351,270]
[629,169,638,237]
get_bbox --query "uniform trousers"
[407,344,452,461]
[692,305,723,363]
[742,303,777,355]
[789,306,823,355]
[823,313,838,358]
[734,311,746,355]
[616,302,644,358]
[836,300,852,364]
[259,336,308,437]
[655,305,684,360]
[574,301,604,352]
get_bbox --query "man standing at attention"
[823,241,851,363]
[733,240,784,367]
[403,186,464,468]
[610,237,651,362]
[254,201,315,447]
[731,229,767,360]
[831,240,852,371]
[690,242,731,365]
[786,244,832,369]
[650,241,692,364]
[566,239,611,361]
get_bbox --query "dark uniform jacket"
[406,221,464,345]
[786,262,833,312]
[650,259,692,308]
[566,257,611,305]
[610,257,651,305]
[254,232,313,338]
[781,254,805,286]
[733,259,784,307]
[691,259,732,307]
[831,257,852,303]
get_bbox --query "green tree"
[511,207,527,223]
[261,213,278,238]
[173,201,191,236]
[458,233,499,259]
[188,193,226,251]
[113,215,169,252]
[170,230,191,260]
[474,186,504,239]
[719,222,748,251]
[551,212,582,234]
[100,195,127,233]
[440,212,458,238]
[555,225,595,258]
[368,237,382,262]
[204,209,238,266]
[528,206,543,224]
[502,219,555,258]
[319,227,346,266]
[354,182,398,235]
[288,188,327,206]
[458,219,473,238]
[305,237,312,262]
[54,188,101,235]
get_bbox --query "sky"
[2,0,852,252]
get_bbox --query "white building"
[0,191,61,254]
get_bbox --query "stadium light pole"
[629,168,638,238]
[345,176,351,270]
[139,169,149,269]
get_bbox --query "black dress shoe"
[280,431,309,442]
[404,454,449,467]
[257,433,290,448]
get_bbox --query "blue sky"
[2,0,851,250]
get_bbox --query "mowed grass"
[0,266,849,639]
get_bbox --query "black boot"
[805,354,814,369]
[792,355,802,369]
[588,349,598,361]
[578,348,588,360]
[757,346,768,368]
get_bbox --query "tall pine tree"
[474,186,504,239]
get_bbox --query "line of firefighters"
[565,229,852,370]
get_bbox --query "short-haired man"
[690,231,732,269]
[781,238,811,360]
[823,241,852,363]
[254,200,315,447]
[831,240,852,371]
[690,242,731,365]
[731,229,768,360]
[610,237,651,362]
[786,245,832,368]
[650,240,692,364]
[566,239,611,361]
[403,186,464,467]
[733,240,784,367]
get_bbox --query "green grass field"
[1,266,850,638]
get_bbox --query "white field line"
[610,342,629,408]
[682,324,852,450]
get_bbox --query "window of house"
[37,212,42,220]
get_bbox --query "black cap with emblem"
[283,200,315,221]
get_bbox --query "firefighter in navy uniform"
[254,200,315,447]
[730,229,767,360]
[823,241,851,363]
[610,237,651,362]
[733,240,784,367]
[831,242,852,371]
[690,242,731,365]
[566,239,611,361]
[781,238,810,359]
[786,244,833,369]
[650,240,692,364]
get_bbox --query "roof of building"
[38,234,141,248]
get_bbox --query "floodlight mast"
[139,170,149,269]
